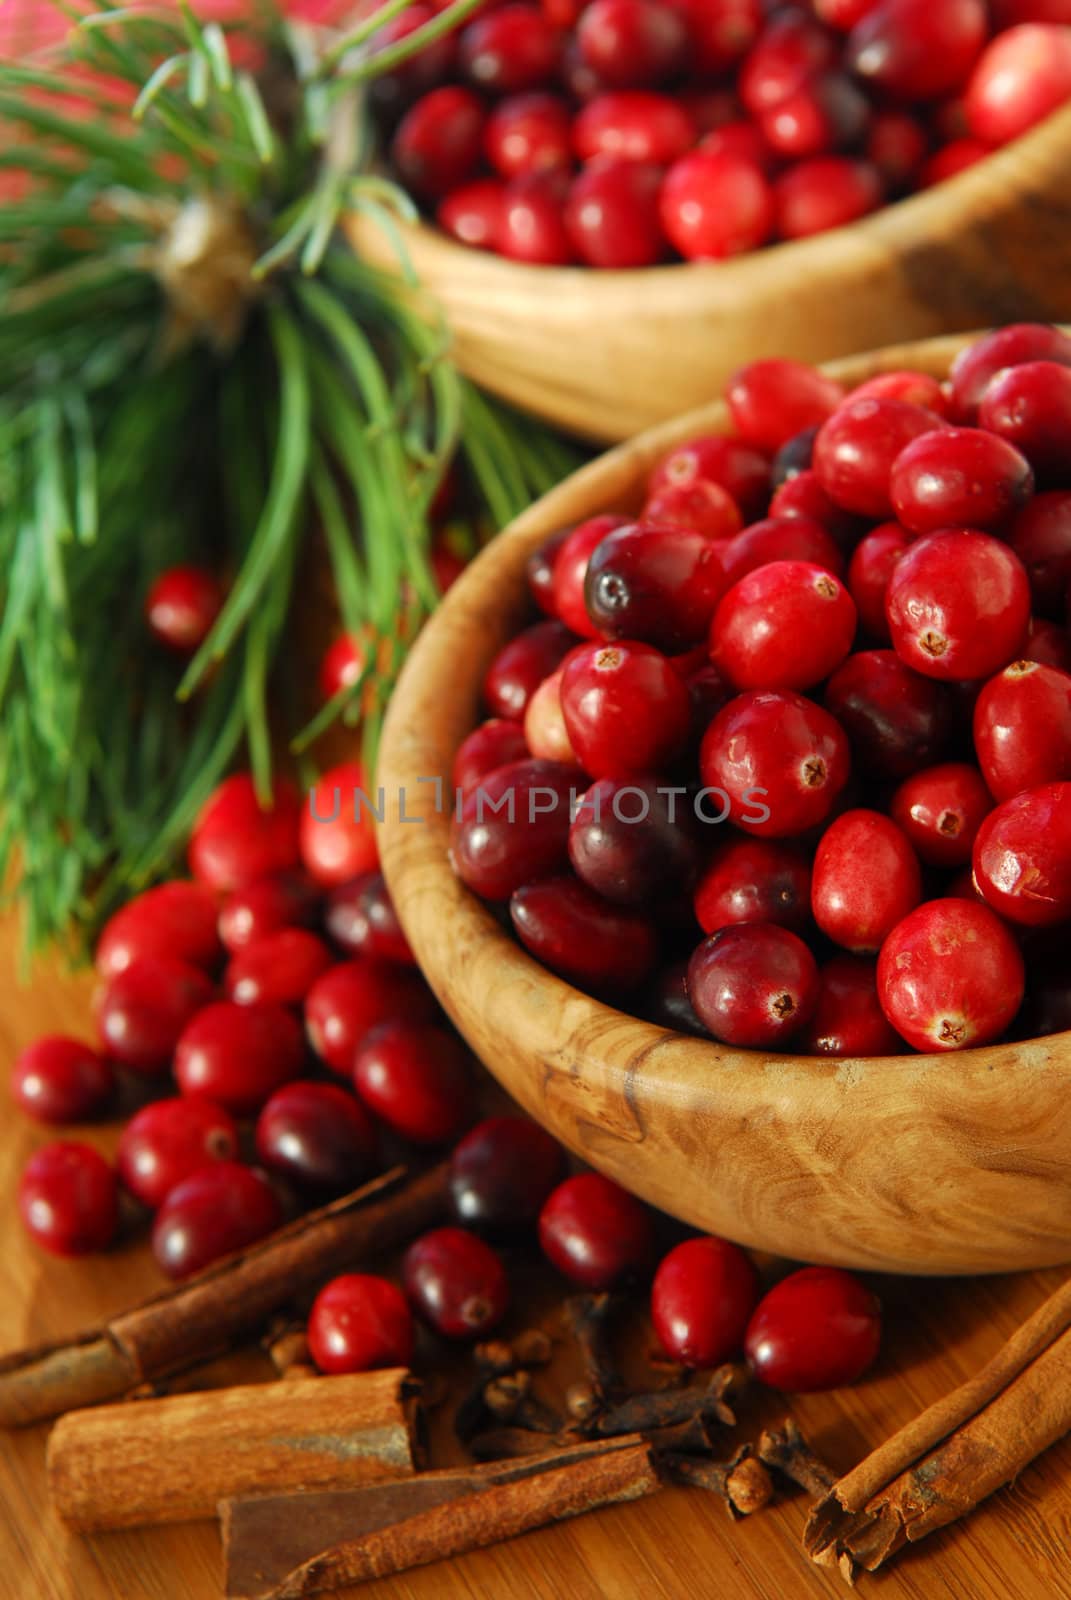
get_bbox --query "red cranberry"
[96,881,221,979]
[773,157,883,240]
[878,897,1025,1047]
[95,956,213,1075]
[319,632,366,701]
[694,837,811,935]
[680,89,744,135]
[485,92,572,178]
[576,0,688,86]
[978,361,1071,482]
[848,523,911,642]
[851,370,951,416]
[890,762,993,867]
[403,1226,509,1338]
[118,1097,238,1210]
[799,957,905,1055]
[1009,492,1071,617]
[745,1266,881,1390]
[584,522,728,650]
[700,689,851,837]
[973,660,1071,801]
[812,809,922,952]
[865,110,928,190]
[391,86,485,200]
[739,11,838,115]
[649,435,771,523]
[300,761,379,888]
[688,922,818,1046]
[825,649,953,777]
[225,928,333,1008]
[659,150,774,260]
[190,773,301,891]
[255,1081,378,1195]
[454,718,531,794]
[144,565,223,654]
[1023,616,1071,671]
[552,516,628,637]
[845,0,987,99]
[19,1142,118,1257]
[485,620,577,718]
[886,529,1031,681]
[175,1002,304,1115]
[948,322,1071,421]
[527,531,568,615]
[438,178,506,247]
[308,1274,414,1374]
[890,428,1034,537]
[539,1172,654,1288]
[560,641,690,777]
[759,73,870,159]
[719,516,846,587]
[768,471,867,548]
[727,360,845,453]
[450,758,579,900]
[920,137,989,186]
[711,561,857,691]
[574,91,695,164]
[510,874,660,987]
[449,1116,567,1234]
[324,873,415,965]
[992,0,1071,25]
[569,776,700,905]
[460,5,561,93]
[972,783,1071,927]
[652,1237,759,1368]
[565,158,666,267]
[218,873,318,954]
[306,959,435,1074]
[698,118,772,170]
[813,398,943,519]
[642,481,743,543]
[152,1161,282,1279]
[676,0,763,72]
[524,667,576,763]
[11,1036,114,1126]
[499,171,575,263]
[354,1020,471,1144]
[965,24,1071,145]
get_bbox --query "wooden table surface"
[2,920,1071,1600]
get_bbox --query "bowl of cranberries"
[378,323,1071,1278]
[344,0,1071,440]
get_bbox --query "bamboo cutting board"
[2,916,1071,1600]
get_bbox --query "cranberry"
[527,531,568,614]
[454,718,531,794]
[152,1161,282,1279]
[727,360,845,454]
[510,874,660,986]
[646,959,708,1034]
[992,0,1071,25]
[651,1237,759,1368]
[95,956,213,1075]
[774,157,883,240]
[659,151,774,260]
[368,3,456,111]
[759,73,870,159]
[144,565,223,654]
[978,361,1071,482]
[353,1020,471,1144]
[218,873,318,954]
[799,956,905,1055]
[485,622,577,721]
[649,435,771,523]
[308,1274,414,1374]
[551,516,628,637]
[711,561,857,692]
[306,959,435,1074]
[224,928,333,1008]
[846,0,987,99]
[1009,493,1071,617]
[677,0,763,72]
[391,86,485,200]
[813,398,943,519]
[450,1116,567,1234]
[118,1097,238,1210]
[890,428,1034,538]
[539,1172,654,1288]
[973,660,1071,801]
[865,110,928,190]
[460,5,561,93]
[561,641,691,777]
[886,529,1031,681]
[848,523,911,641]
[175,1002,304,1114]
[319,632,366,701]
[688,922,818,1046]
[574,91,695,164]
[769,427,819,489]
[255,1081,378,1195]
[851,370,951,416]
[576,0,688,86]
[812,810,922,952]
[1024,616,1071,671]
[569,776,700,905]
[450,757,579,899]
[190,774,301,891]
[745,1266,880,1390]
[700,689,851,837]
[485,92,572,177]
[438,178,506,247]
[499,171,575,263]
[300,761,379,887]
[524,667,576,763]
[719,516,846,587]
[878,897,1025,1047]
[11,1036,114,1126]
[920,138,989,186]
[973,783,1071,927]
[96,882,219,980]
[965,24,1071,145]
[19,1142,118,1257]
[584,522,728,650]
[890,762,993,867]
[324,873,415,965]
[681,88,747,135]
[694,837,811,936]
[565,158,666,267]
[948,322,1071,421]
[739,11,838,115]
[403,1226,509,1338]
[698,118,772,170]
[768,471,866,549]
[825,649,953,777]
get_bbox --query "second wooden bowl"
[378,331,1071,1278]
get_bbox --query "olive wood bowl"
[377,331,1071,1277]
[344,103,1071,443]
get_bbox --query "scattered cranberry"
[218,872,318,954]
[190,774,301,892]
[449,1115,567,1235]
[539,1172,654,1288]
[799,956,905,1055]
[1009,492,1071,617]
[745,1266,881,1390]
[485,619,578,715]
[973,660,1071,800]
[584,522,727,650]
[886,529,1031,681]
[117,1096,238,1210]
[450,758,579,900]
[11,1037,114,1125]
[700,689,851,837]
[510,873,660,987]
[403,1225,510,1338]
[694,837,811,935]
[972,782,1071,927]
[354,1020,471,1144]
[306,959,435,1074]
[812,809,922,952]
[890,427,1034,535]
[660,150,774,259]
[877,897,1025,1048]
[308,1274,414,1374]
[95,956,213,1075]
[688,922,818,1045]
[814,397,943,519]
[300,762,379,888]
[948,322,1071,421]
[175,1001,305,1114]
[649,434,771,522]
[255,1081,378,1196]
[577,0,688,86]
[965,22,1071,143]
[574,90,696,162]
[152,1161,282,1279]
[96,881,221,978]
[145,565,223,654]
[18,1142,118,1257]
[224,928,333,1008]
[453,718,531,794]
[825,649,952,777]
[391,86,485,200]
[319,632,366,701]
[774,156,883,239]
[565,158,666,266]
[711,561,857,691]
[324,873,415,965]
[727,360,845,453]
[561,640,691,776]
[978,361,1071,481]
[651,1236,759,1368]
[890,762,993,867]
[461,5,562,93]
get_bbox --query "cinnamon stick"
[0,1163,447,1427]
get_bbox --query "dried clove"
[456,1330,557,1445]
[564,1295,623,1403]
[587,1364,750,1440]
[660,1446,774,1517]
[757,1420,837,1498]
[483,1372,562,1435]
[264,1324,314,1380]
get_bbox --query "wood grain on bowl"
[377,332,1071,1278]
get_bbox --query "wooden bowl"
[344,103,1071,442]
[378,330,1071,1278]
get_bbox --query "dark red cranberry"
[576,0,688,86]
[510,874,660,987]
[175,1001,304,1115]
[324,873,415,965]
[886,529,1031,681]
[565,158,666,267]
[584,522,728,650]
[700,689,851,837]
[825,649,953,777]
[694,836,811,935]
[812,809,922,952]
[450,758,579,900]
[890,762,993,867]
[95,956,214,1075]
[890,428,1034,536]
[391,86,485,200]
[189,773,301,891]
[255,1081,378,1195]
[688,922,818,1046]
[973,660,1071,801]
[449,1116,567,1235]
[878,897,1025,1047]
[720,516,846,588]
[454,721,532,801]
[18,1142,118,1257]
[218,872,318,954]
[1023,616,1071,671]
[460,5,562,93]
[845,0,987,99]
[306,960,435,1074]
[300,762,379,888]
[676,0,763,72]
[920,137,989,186]
[308,1274,414,1374]
[769,427,819,490]
[711,561,857,691]
[973,783,1071,927]
[569,776,701,905]
[978,361,1071,482]
[438,178,506,248]
[813,397,943,519]
[727,360,845,453]
[948,322,1071,421]
[848,523,912,641]
[225,928,333,1008]
[759,72,870,159]
[117,1097,238,1210]
[403,1225,509,1338]
[738,11,838,115]
[96,881,221,978]
[499,171,575,263]
[539,1172,654,1289]
[774,157,883,240]
[641,481,743,543]
[965,23,1071,145]
[646,960,708,1034]
[561,641,691,777]
[698,118,772,169]
[152,1161,282,1279]
[651,1236,759,1367]
[552,515,629,637]
[1009,492,1071,618]
[354,1020,471,1144]
[660,150,774,260]
[745,1266,881,1390]
[574,91,696,164]
[12,1037,115,1125]
[649,435,771,523]
[527,531,569,615]
[319,632,366,701]
[484,620,576,719]
[865,110,928,190]
[799,957,905,1055]
[1021,957,1071,1040]
[485,92,572,178]
[145,565,223,654]
[767,471,867,549]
